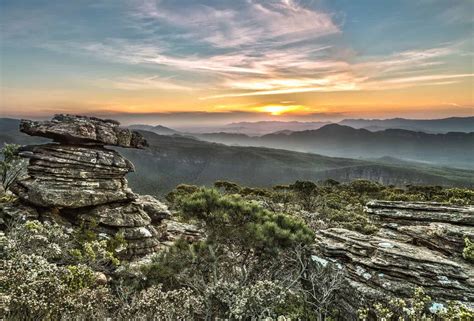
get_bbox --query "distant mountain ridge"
[122,130,474,194]
[126,116,473,136]
[194,124,474,169]
[1,118,472,195]
[339,116,474,133]
[221,121,331,135]
[128,124,178,135]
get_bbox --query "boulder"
[20,114,147,148]
[11,144,137,208]
[136,195,171,223]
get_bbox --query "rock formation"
[9,114,170,259]
[313,201,474,319]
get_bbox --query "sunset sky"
[1,0,473,126]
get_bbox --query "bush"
[118,284,203,319]
[0,144,26,192]
[178,188,314,254]
[358,287,474,320]
[463,237,474,262]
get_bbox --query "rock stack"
[10,114,171,259]
[313,201,474,319]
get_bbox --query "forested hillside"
[1,118,472,195]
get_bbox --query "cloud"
[378,73,474,85]
[98,75,195,91]
[19,1,472,104]
[134,0,340,48]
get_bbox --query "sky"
[0,0,473,126]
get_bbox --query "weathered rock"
[12,176,135,208]
[0,201,39,225]
[20,114,147,148]
[377,223,473,257]
[161,219,202,246]
[10,115,202,260]
[70,201,151,227]
[313,201,474,319]
[94,272,108,286]
[11,144,136,208]
[9,115,171,260]
[136,195,171,223]
[366,200,474,225]
[20,144,135,177]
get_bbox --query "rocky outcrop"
[20,114,147,148]
[8,115,169,259]
[12,144,136,208]
[313,201,474,319]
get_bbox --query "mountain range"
[131,116,473,136]
[339,116,474,133]
[193,124,474,170]
[1,118,473,195]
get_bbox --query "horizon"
[1,0,473,126]
[2,113,473,129]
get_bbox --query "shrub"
[178,188,314,254]
[118,284,203,319]
[463,237,474,262]
[0,144,26,192]
[358,287,474,320]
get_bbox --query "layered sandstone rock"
[313,201,474,319]
[20,114,147,148]
[9,115,168,259]
[12,144,136,208]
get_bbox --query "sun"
[256,104,307,115]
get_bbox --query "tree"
[289,181,319,211]
[0,144,26,192]
[141,188,317,319]
[213,180,241,194]
[178,188,314,254]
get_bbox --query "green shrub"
[358,287,474,320]
[0,144,26,192]
[178,188,314,253]
[463,237,474,262]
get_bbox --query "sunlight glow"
[256,104,308,115]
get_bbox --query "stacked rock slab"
[313,201,474,320]
[11,114,168,259]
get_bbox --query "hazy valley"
[1,117,473,195]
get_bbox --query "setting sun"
[256,104,308,115]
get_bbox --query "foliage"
[141,188,338,320]
[3,219,121,271]
[2,179,473,320]
[188,179,474,236]
[358,287,474,321]
[0,253,117,320]
[118,284,203,319]
[0,144,26,192]
[463,237,474,262]
[165,183,200,205]
[177,188,314,254]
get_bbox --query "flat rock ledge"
[7,115,183,260]
[313,201,474,319]
[20,114,147,148]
